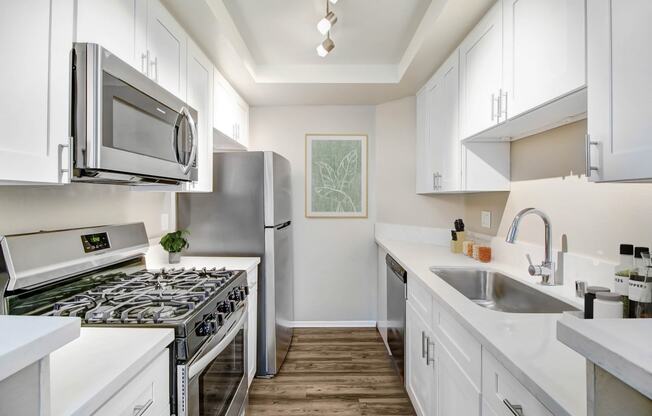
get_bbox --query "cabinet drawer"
[482,350,553,416]
[432,298,481,389]
[407,274,432,329]
[94,349,170,416]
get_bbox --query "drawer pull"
[421,331,427,358]
[503,399,524,416]
[133,399,153,416]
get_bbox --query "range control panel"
[80,232,111,253]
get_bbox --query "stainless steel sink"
[430,267,579,313]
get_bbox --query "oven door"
[178,306,248,416]
[73,43,198,182]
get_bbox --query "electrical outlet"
[481,211,491,229]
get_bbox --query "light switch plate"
[481,211,491,229]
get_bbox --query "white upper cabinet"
[76,0,143,70]
[182,39,213,192]
[503,0,586,118]
[416,49,510,194]
[427,52,461,193]
[213,68,249,149]
[459,1,504,139]
[145,0,186,98]
[587,0,652,182]
[0,0,74,184]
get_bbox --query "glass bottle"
[614,244,634,317]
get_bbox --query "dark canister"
[584,286,610,319]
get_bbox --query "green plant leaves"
[159,230,189,253]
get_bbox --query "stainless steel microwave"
[72,43,198,185]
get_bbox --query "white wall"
[0,184,171,238]
[250,105,377,322]
[376,96,465,227]
[465,120,652,263]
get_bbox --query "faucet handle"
[525,254,541,276]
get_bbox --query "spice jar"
[462,240,474,257]
[594,292,623,318]
[478,246,492,263]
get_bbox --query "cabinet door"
[427,50,461,192]
[183,40,213,193]
[415,89,430,193]
[435,342,481,416]
[147,0,186,98]
[76,0,144,72]
[406,302,434,416]
[503,0,585,118]
[459,1,503,139]
[247,285,258,386]
[213,68,235,139]
[0,0,73,184]
[234,99,249,147]
[588,0,652,182]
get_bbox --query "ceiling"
[223,0,432,66]
[162,0,495,105]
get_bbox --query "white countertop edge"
[376,237,580,416]
[557,314,652,400]
[54,328,174,416]
[0,316,80,381]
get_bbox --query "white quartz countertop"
[146,243,260,275]
[0,316,80,381]
[376,236,587,416]
[557,313,652,399]
[50,327,174,416]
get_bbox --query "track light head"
[317,11,337,35]
[329,0,339,4]
[316,37,335,57]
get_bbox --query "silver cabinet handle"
[585,134,599,177]
[133,399,153,416]
[141,52,148,75]
[503,399,524,416]
[150,55,158,82]
[491,93,496,121]
[58,136,73,182]
[433,173,437,190]
[499,89,508,120]
[421,331,427,358]
[426,337,435,366]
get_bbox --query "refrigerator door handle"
[275,221,291,230]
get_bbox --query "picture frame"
[305,134,368,218]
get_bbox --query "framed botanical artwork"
[305,134,368,218]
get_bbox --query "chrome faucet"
[505,208,563,285]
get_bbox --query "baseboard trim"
[290,321,377,328]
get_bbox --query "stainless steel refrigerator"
[177,151,294,377]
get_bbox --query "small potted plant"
[159,230,189,264]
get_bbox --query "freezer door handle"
[275,221,291,230]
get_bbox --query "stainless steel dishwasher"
[386,254,407,381]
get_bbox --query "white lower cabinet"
[94,349,170,416]
[406,301,434,416]
[482,351,553,416]
[435,343,481,416]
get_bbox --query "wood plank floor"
[247,328,416,416]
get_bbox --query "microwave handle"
[175,107,198,175]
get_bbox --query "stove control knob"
[229,291,240,302]
[195,322,210,337]
[239,288,247,300]
[243,286,250,296]
[229,300,237,311]
[217,301,231,314]
[216,313,225,326]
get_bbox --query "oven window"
[198,328,245,415]
[102,72,179,163]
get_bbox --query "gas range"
[0,223,251,416]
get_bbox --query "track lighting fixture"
[316,35,335,57]
[329,0,339,4]
[317,11,337,35]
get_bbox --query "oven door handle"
[188,308,247,379]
